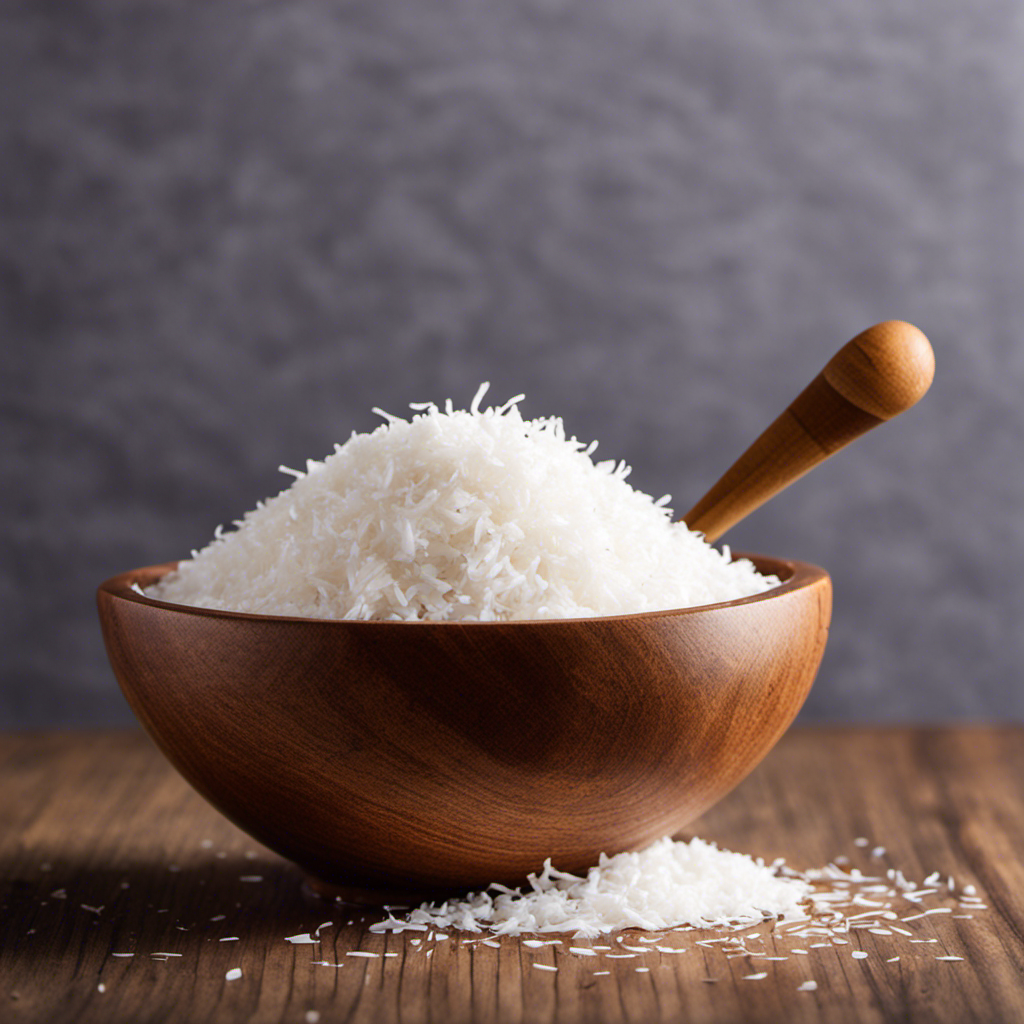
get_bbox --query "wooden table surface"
[1,727,1022,1024]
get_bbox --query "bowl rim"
[97,554,829,627]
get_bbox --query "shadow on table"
[0,847,390,966]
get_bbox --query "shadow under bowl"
[97,555,830,898]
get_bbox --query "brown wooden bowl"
[97,555,830,898]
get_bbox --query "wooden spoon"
[683,320,935,543]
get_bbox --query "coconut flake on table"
[370,837,811,939]
[145,385,777,620]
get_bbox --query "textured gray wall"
[2,1,1022,727]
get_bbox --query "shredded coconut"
[370,837,810,938]
[146,386,776,620]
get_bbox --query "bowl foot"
[302,873,442,908]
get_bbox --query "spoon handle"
[683,320,935,543]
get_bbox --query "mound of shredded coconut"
[146,385,777,620]
[370,837,810,938]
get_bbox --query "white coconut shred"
[369,837,810,938]
[146,385,776,619]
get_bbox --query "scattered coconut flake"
[533,964,558,972]
[285,934,319,945]
[744,972,768,980]
[902,889,938,902]
[852,951,868,959]
[219,937,239,942]
[346,952,380,958]
[854,838,870,848]
[225,968,242,981]
[902,908,952,922]
[111,953,134,958]
[797,980,818,992]
[305,1012,321,1024]
[369,916,427,934]
[936,956,964,961]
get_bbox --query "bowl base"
[302,873,441,908]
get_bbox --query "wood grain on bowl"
[97,556,830,896]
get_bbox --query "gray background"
[2,0,1022,727]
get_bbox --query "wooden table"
[1,728,1022,1024]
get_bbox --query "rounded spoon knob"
[683,320,935,543]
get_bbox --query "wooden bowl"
[97,555,830,897]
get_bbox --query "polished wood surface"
[2,727,1022,1024]
[96,555,830,893]
[684,321,935,542]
